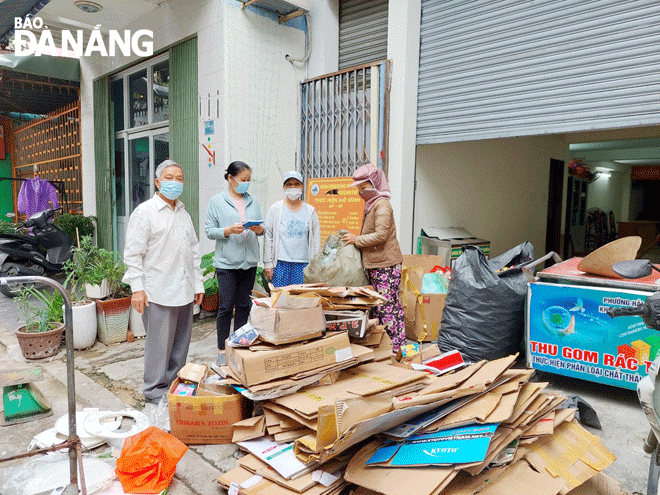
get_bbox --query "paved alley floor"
[0,295,652,495]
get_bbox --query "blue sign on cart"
[527,282,657,389]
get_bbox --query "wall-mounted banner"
[306,177,363,242]
[527,281,657,390]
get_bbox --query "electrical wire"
[285,14,311,65]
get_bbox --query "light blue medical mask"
[159,180,183,200]
[234,180,250,194]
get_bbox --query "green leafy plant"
[54,214,95,241]
[63,235,130,299]
[16,286,64,333]
[201,252,218,296]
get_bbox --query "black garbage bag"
[438,242,534,362]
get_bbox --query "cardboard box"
[401,254,447,342]
[250,303,325,345]
[167,372,248,445]
[226,331,352,387]
[416,227,490,266]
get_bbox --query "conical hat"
[577,236,642,278]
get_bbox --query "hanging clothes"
[17,177,59,217]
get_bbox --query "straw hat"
[577,236,642,278]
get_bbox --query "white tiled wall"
[79,0,312,255]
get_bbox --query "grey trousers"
[142,301,194,401]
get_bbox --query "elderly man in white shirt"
[123,159,204,404]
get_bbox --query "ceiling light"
[74,1,103,13]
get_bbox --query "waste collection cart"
[526,257,660,390]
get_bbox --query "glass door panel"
[114,138,127,254]
[152,60,169,123]
[154,132,170,167]
[129,136,151,213]
[129,69,148,128]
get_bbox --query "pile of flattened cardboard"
[218,350,625,495]
[275,283,387,310]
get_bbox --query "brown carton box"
[250,304,325,345]
[167,371,248,445]
[401,254,447,342]
[226,332,352,387]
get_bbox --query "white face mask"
[284,188,303,200]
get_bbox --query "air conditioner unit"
[240,0,309,23]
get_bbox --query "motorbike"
[607,259,660,495]
[0,207,74,297]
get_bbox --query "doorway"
[114,131,169,254]
[562,136,660,260]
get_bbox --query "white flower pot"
[129,307,146,338]
[85,279,109,299]
[63,300,97,350]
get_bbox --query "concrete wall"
[80,0,309,254]
[414,135,569,258]
[586,169,625,226]
[387,0,421,254]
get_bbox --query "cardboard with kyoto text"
[344,440,457,495]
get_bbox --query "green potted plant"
[93,249,131,345]
[200,253,219,312]
[62,238,98,350]
[15,287,65,359]
[64,236,131,345]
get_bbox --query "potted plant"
[15,287,65,360]
[62,240,98,350]
[200,253,219,312]
[64,236,131,345]
[93,250,132,345]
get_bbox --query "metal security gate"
[13,101,82,214]
[300,60,390,179]
[417,0,660,144]
[339,0,388,70]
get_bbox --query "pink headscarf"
[350,164,391,214]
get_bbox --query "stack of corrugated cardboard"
[218,348,625,495]
[217,287,388,401]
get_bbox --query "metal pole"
[0,275,78,491]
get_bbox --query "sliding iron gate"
[300,60,390,179]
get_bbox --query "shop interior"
[562,135,660,262]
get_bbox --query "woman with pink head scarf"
[342,164,405,351]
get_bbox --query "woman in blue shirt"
[205,161,263,365]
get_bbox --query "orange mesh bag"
[115,426,188,494]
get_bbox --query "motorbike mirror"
[611,259,660,279]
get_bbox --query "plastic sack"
[421,267,449,294]
[438,243,534,362]
[115,426,188,494]
[304,230,369,287]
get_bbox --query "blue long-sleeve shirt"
[205,190,263,270]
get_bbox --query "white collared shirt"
[123,194,204,307]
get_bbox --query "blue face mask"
[159,180,183,200]
[234,180,250,194]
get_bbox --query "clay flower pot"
[15,322,65,360]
